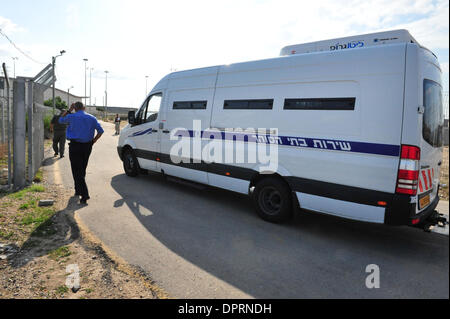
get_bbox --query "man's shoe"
[54,153,58,157]
[80,197,88,204]
[60,154,64,158]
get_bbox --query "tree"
[44,96,67,110]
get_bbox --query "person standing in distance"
[59,102,104,204]
[50,109,68,158]
[114,113,121,135]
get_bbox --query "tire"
[123,148,139,177]
[252,176,293,223]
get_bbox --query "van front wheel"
[123,149,139,177]
[253,177,293,223]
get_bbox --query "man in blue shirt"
[59,102,104,204]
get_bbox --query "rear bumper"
[384,192,440,226]
[411,194,440,225]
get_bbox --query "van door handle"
[162,130,170,134]
[152,129,158,133]
[438,161,442,166]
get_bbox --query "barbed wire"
[0,28,45,65]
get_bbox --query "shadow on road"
[110,172,449,298]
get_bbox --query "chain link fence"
[1,62,54,190]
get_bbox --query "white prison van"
[118,30,446,229]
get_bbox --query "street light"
[67,86,74,106]
[145,75,149,97]
[89,67,94,106]
[83,58,88,106]
[52,50,66,115]
[11,57,18,78]
[104,70,109,119]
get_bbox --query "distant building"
[43,87,82,106]
[85,105,137,118]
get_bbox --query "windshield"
[423,79,444,147]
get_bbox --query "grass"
[48,246,71,261]
[56,285,69,294]
[19,199,37,210]
[0,230,15,240]
[33,169,43,183]
[9,184,45,200]
[0,173,56,244]
[29,185,45,192]
[20,207,54,226]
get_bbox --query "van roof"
[280,29,418,56]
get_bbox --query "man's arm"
[59,104,75,123]
[50,115,57,132]
[92,119,105,144]
[92,132,103,144]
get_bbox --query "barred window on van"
[173,101,207,109]
[283,98,356,110]
[223,99,273,110]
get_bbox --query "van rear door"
[417,78,444,212]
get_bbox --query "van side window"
[423,79,443,147]
[284,98,355,110]
[173,101,207,109]
[136,101,148,125]
[145,93,162,123]
[223,99,273,110]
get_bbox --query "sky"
[0,0,449,109]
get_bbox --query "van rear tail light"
[396,145,420,195]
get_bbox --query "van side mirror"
[128,111,136,125]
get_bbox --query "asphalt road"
[45,121,449,298]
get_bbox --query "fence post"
[13,78,26,189]
[0,79,3,144]
[1,100,4,144]
[27,80,34,183]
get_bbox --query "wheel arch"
[249,172,293,192]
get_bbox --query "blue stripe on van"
[173,129,400,157]
[129,128,154,137]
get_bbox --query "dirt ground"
[0,162,166,299]
[439,146,449,200]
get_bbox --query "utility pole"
[145,75,149,97]
[52,50,66,115]
[89,67,93,106]
[83,58,88,106]
[11,57,18,78]
[104,70,109,119]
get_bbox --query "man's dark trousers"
[53,131,66,156]
[69,141,93,198]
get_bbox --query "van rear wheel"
[123,149,139,177]
[253,177,293,223]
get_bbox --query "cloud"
[66,4,80,30]
[0,15,24,34]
